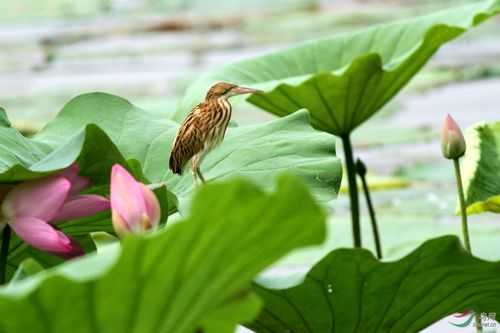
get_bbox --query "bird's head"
[205,82,262,100]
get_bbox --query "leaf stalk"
[341,134,361,248]
[356,159,382,259]
[453,158,482,332]
[0,225,11,284]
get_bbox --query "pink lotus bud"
[441,114,466,159]
[110,164,160,236]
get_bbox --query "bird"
[169,82,262,184]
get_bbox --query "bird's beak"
[231,86,263,96]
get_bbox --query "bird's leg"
[192,168,199,185]
[196,168,206,183]
[191,154,206,185]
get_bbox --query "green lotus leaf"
[0,174,327,333]
[462,121,500,214]
[466,195,500,215]
[0,108,10,128]
[247,236,500,333]
[177,0,500,135]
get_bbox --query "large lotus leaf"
[177,0,500,135]
[0,175,327,333]
[34,93,342,202]
[465,195,500,215]
[462,121,500,215]
[0,123,127,183]
[247,236,500,333]
[0,108,10,128]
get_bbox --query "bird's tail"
[169,153,182,175]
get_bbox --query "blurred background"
[2,0,499,129]
[1,1,499,331]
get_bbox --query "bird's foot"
[192,170,206,186]
[196,169,206,184]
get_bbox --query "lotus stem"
[341,134,361,248]
[356,159,382,259]
[453,159,472,252]
[453,158,482,332]
[0,225,11,284]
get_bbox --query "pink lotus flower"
[0,164,109,259]
[110,164,160,236]
[441,114,466,159]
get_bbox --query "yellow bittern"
[169,82,262,184]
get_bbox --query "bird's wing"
[169,105,207,174]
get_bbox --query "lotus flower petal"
[52,194,110,224]
[110,164,147,229]
[59,164,90,195]
[10,217,83,258]
[112,210,130,237]
[139,183,161,228]
[2,177,71,221]
[58,237,85,259]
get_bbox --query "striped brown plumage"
[169,82,261,184]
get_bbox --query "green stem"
[0,225,11,284]
[341,134,361,248]
[453,159,471,252]
[356,159,382,259]
[475,315,483,332]
[453,159,482,332]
